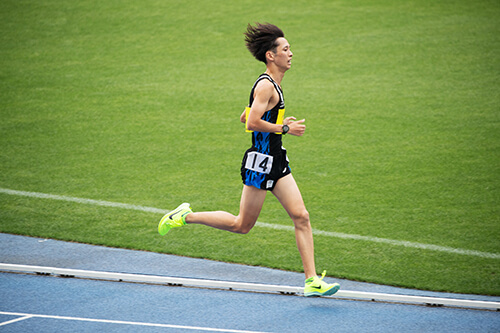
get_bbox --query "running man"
[158,23,339,297]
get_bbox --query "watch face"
[283,125,289,134]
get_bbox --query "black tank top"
[247,74,286,155]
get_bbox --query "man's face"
[272,37,293,70]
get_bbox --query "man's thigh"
[271,174,307,219]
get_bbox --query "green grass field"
[1,0,499,295]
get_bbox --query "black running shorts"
[240,146,291,191]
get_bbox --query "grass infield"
[1,0,499,295]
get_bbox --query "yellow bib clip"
[245,106,286,134]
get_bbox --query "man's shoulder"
[254,77,275,94]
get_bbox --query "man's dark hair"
[244,23,284,64]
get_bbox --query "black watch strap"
[282,124,289,134]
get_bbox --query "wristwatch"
[282,124,289,134]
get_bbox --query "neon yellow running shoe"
[158,203,192,236]
[304,270,340,297]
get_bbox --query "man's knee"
[234,225,252,234]
[292,209,310,229]
[231,215,256,234]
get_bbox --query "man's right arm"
[246,81,283,133]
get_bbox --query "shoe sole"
[158,221,172,236]
[304,284,340,297]
[158,203,190,236]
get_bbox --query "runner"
[158,23,339,297]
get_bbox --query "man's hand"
[284,117,306,136]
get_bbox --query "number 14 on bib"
[245,151,274,174]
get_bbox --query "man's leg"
[272,174,340,296]
[184,185,267,234]
[271,174,316,279]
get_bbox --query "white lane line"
[256,222,500,259]
[0,263,302,294]
[0,188,165,214]
[1,187,499,259]
[0,311,269,333]
[1,264,499,310]
[0,315,33,327]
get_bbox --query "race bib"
[245,151,274,174]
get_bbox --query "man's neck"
[265,66,286,86]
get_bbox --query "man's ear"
[266,50,275,63]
